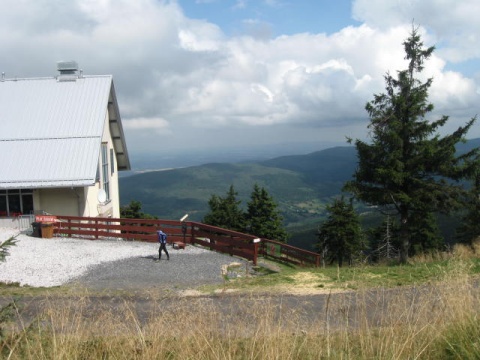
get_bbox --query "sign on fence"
[35,215,57,222]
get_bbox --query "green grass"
[208,255,480,295]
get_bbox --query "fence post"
[190,224,195,245]
[181,221,187,244]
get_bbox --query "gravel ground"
[0,228,248,290]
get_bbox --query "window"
[110,148,115,175]
[22,193,33,214]
[8,193,21,213]
[101,143,110,201]
[0,189,33,217]
[0,194,6,217]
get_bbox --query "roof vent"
[57,61,78,74]
[57,61,79,81]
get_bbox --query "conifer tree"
[203,185,245,232]
[120,200,157,219]
[409,210,443,254]
[246,184,288,242]
[0,236,16,262]
[317,197,365,267]
[456,170,480,244]
[345,27,480,263]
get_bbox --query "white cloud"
[234,0,247,10]
[352,0,480,62]
[1,0,479,156]
[123,117,170,131]
[251,83,274,103]
[430,70,478,112]
[178,25,223,52]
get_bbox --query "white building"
[0,61,130,222]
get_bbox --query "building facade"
[0,62,130,221]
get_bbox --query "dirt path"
[3,281,478,333]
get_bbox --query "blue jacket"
[157,230,167,244]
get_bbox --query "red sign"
[35,215,57,223]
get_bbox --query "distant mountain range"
[120,146,357,221]
[119,138,480,249]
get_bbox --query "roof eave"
[108,81,131,171]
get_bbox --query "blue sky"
[179,0,359,37]
[0,0,479,165]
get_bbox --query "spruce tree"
[456,170,480,244]
[0,236,16,262]
[317,197,365,267]
[345,27,479,263]
[246,184,288,242]
[203,185,245,232]
[120,200,157,219]
[409,210,443,255]
[203,194,222,224]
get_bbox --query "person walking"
[157,229,170,261]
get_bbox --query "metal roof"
[0,74,131,189]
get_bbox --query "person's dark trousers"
[159,243,170,260]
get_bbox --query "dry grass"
[410,240,480,264]
[2,240,480,359]
[1,273,479,359]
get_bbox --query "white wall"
[36,188,82,216]
[95,108,121,218]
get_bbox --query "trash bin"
[31,222,41,238]
[41,222,54,238]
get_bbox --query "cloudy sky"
[2,0,479,164]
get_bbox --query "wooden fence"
[51,215,320,267]
[189,222,260,265]
[260,239,321,267]
[54,215,189,243]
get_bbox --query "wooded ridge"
[119,139,480,249]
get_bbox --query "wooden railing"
[54,215,189,243]
[51,215,320,267]
[260,239,321,267]
[189,222,260,265]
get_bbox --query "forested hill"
[260,146,357,184]
[119,145,358,226]
[119,138,480,248]
[259,138,480,184]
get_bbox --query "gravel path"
[0,228,248,290]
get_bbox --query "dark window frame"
[101,143,110,201]
[110,148,115,176]
[0,189,33,217]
